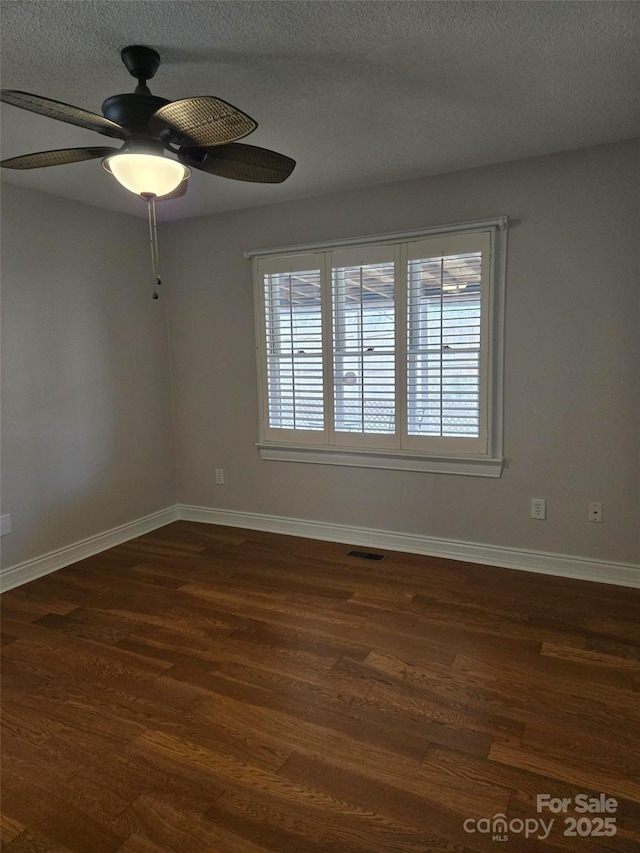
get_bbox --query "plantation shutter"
[331,245,398,448]
[406,232,490,453]
[258,254,327,442]
[254,223,500,465]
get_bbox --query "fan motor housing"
[102,93,170,135]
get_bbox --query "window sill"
[257,443,504,477]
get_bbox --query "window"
[251,219,506,476]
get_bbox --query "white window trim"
[249,217,507,477]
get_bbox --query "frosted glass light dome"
[103,153,188,197]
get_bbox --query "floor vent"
[347,550,386,561]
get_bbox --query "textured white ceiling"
[1,1,639,221]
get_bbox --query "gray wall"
[1,185,176,568]
[2,141,638,572]
[165,139,640,565]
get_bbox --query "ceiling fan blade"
[0,90,129,141]
[156,177,189,201]
[0,146,120,170]
[178,143,296,184]
[149,97,257,147]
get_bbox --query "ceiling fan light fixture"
[103,152,189,197]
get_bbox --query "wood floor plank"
[519,721,640,777]
[540,641,640,670]
[194,689,500,816]
[203,785,464,853]
[114,794,230,851]
[488,740,640,804]
[2,520,639,851]
[113,792,274,853]
[3,828,77,853]
[452,653,640,719]
[113,835,169,853]
[278,750,508,852]
[169,660,433,760]
[0,771,127,853]
[0,813,25,846]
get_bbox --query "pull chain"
[146,195,162,299]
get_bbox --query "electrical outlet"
[0,514,11,536]
[588,502,603,523]
[215,468,225,485]
[531,498,546,520]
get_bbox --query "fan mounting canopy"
[121,45,161,82]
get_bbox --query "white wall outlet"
[0,514,12,536]
[588,502,603,523]
[531,498,546,520]
[215,468,225,485]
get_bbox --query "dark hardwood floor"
[1,521,639,852]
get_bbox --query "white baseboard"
[179,504,640,589]
[0,506,180,593]
[2,503,638,592]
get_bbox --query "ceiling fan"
[0,44,296,200]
